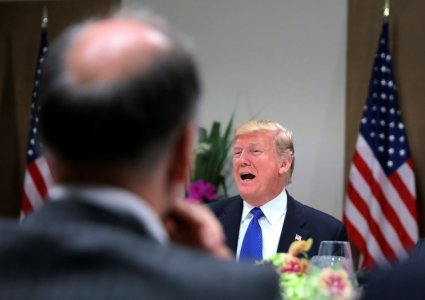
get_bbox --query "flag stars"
[379,133,385,139]
[380,93,387,100]
[380,120,386,126]
[379,146,385,152]
[387,80,393,87]
[30,139,35,145]
[33,128,37,134]
[386,54,391,61]
[371,119,376,125]
[372,93,378,98]
[389,108,395,114]
[380,52,386,59]
[389,135,395,141]
[399,149,406,156]
[389,95,394,101]
[380,107,386,113]
[27,149,34,156]
[381,66,387,73]
[398,122,404,129]
[387,160,394,167]
[380,80,387,86]
[370,132,376,138]
[372,106,377,111]
[388,148,395,155]
[364,105,368,111]
[361,118,367,124]
[399,136,405,143]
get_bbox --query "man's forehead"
[234,130,275,143]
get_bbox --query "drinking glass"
[312,241,354,275]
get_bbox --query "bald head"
[39,9,200,169]
[66,19,171,85]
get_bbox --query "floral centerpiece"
[188,116,234,203]
[262,239,358,300]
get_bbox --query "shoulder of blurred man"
[362,249,425,300]
[210,192,347,257]
[0,201,281,300]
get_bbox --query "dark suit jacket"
[0,198,281,300]
[362,243,425,300]
[210,193,348,258]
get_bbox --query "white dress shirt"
[49,184,168,244]
[236,188,287,260]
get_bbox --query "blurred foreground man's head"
[40,9,200,215]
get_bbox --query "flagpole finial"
[384,0,390,18]
[42,6,48,29]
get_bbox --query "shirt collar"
[241,188,288,225]
[48,184,168,244]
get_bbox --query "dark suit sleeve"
[333,222,348,242]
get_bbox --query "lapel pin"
[295,234,302,241]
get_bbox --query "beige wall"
[124,0,349,219]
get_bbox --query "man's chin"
[238,187,257,201]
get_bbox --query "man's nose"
[237,151,251,166]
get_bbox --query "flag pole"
[383,0,390,19]
[42,6,48,29]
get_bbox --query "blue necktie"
[239,207,264,261]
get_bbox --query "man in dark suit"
[210,120,347,260]
[0,9,281,300]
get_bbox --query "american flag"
[21,27,52,218]
[343,21,418,269]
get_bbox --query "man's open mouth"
[240,173,256,181]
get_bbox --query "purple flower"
[188,180,217,202]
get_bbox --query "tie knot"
[251,207,264,220]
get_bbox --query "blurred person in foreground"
[0,9,280,300]
[210,120,347,260]
[361,238,425,300]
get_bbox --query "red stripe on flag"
[407,159,414,169]
[21,193,33,216]
[27,160,48,199]
[353,151,415,250]
[346,181,397,261]
[343,214,375,269]
[389,170,417,221]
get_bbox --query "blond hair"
[235,119,295,184]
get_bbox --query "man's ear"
[278,157,292,175]
[168,122,196,183]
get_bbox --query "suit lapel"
[277,193,310,253]
[216,197,243,254]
